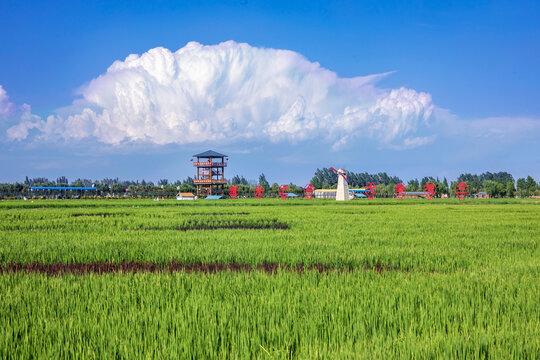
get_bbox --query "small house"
[176,192,196,200]
[473,192,490,199]
[403,191,425,199]
[314,189,357,200]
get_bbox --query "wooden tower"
[193,150,228,197]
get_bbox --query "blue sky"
[0,0,539,184]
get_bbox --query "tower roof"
[193,150,228,158]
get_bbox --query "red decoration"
[229,185,238,200]
[455,181,469,200]
[423,181,436,200]
[278,185,289,200]
[365,183,377,200]
[190,158,193,162]
[304,184,315,200]
[330,167,348,182]
[254,185,264,200]
[394,183,406,200]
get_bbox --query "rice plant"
[0,199,538,358]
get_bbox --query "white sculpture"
[335,168,350,201]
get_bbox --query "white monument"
[336,168,350,201]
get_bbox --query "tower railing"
[193,162,227,167]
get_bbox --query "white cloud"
[0,85,41,141]
[6,104,41,140]
[6,41,436,149]
[0,85,14,116]
[440,115,540,144]
[400,135,436,149]
[466,117,540,139]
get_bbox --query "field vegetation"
[1,198,539,358]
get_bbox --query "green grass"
[1,199,539,358]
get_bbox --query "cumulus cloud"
[0,85,15,116]
[1,85,41,141]
[7,41,436,149]
[6,104,43,140]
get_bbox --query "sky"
[0,0,539,185]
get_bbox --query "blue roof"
[193,150,227,158]
[354,193,367,197]
[29,186,97,190]
[287,193,298,197]
[205,195,223,199]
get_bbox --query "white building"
[176,192,196,200]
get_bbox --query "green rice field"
[1,199,539,358]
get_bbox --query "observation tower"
[192,150,228,197]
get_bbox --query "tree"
[96,183,109,194]
[406,179,420,192]
[420,177,432,188]
[379,183,394,196]
[179,183,195,193]
[258,173,270,190]
[288,183,303,194]
[158,179,169,186]
[311,168,401,189]
[111,183,125,194]
[27,177,49,185]
[525,176,537,196]
[505,181,515,198]
[496,182,505,197]
[435,180,448,195]
[231,175,248,186]
[182,177,194,186]
[311,176,322,189]
[483,180,504,198]
[420,177,446,195]
[73,178,92,187]
[516,178,526,197]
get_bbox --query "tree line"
[309,168,539,198]
[0,170,538,198]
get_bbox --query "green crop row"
[1,201,538,274]
[1,271,538,359]
[0,197,538,210]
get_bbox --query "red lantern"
[455,181,469,200]
[394,183,406,200]
[304,184,315,200]
[365,183,377,200]
[423,181,436,200]
[229,185,238,200]
[278,185,289,200]
[254,185,264,200]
